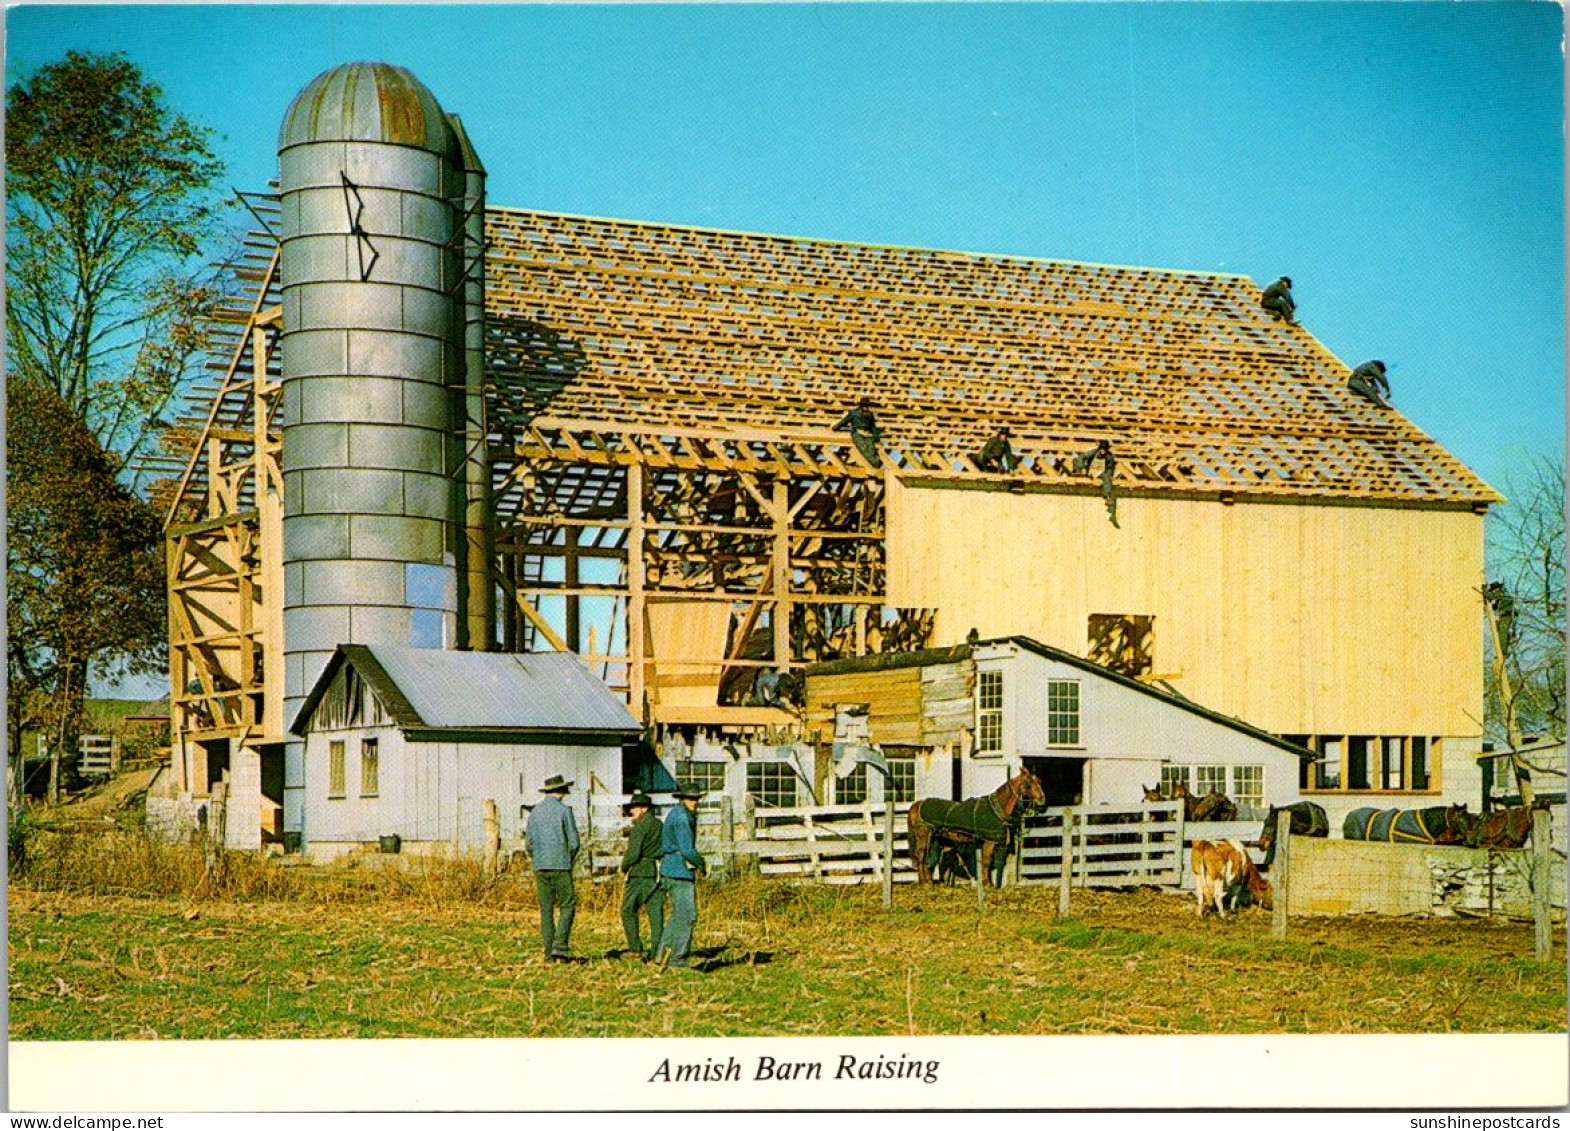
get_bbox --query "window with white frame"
[976,670,1004,754]
[1046,680,1080,746]
[328,740,346,798]
[677,760,728,796]
[1160,764,1191,795]
[1195,764,1227,796]
[746,761,797,809]
[1231,765,1264,814]
[836,764,869,806]
[886,757,917,803]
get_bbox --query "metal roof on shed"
[292,645,640,736]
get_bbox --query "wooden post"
[627,461,646,721]
[882,798,895,909]
[483,798,500,875]
[1271,808,1292,941]
[1057,809,1074,917]
[1533,807,1552,960]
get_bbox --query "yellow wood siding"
[887,483,1482,736]
[805,668,926,746]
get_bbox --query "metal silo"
[277,62,487,835]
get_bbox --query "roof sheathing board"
[485,206,1498,506]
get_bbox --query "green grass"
[10,873,1565,1040]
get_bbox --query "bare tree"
[1485,454,1565,751]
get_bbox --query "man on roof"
[1260,276,1296,325]
[976,427,1020,473]
[1347,359,1393,408]
[834,397,883,467]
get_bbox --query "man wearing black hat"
[1348,359,1393,408]
[619,793,664,961]
[655,783,707,971]
[1261,276,1296,325]
[525,774,580,961]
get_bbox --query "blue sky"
[7,1,1564,498]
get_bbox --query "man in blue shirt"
[655,782,706,971]
[525,774,579,961]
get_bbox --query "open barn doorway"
[1024,756,1085,807]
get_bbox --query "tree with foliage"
[1484,455,1565,753]
[6,50,225,475]
[7,381,168,804]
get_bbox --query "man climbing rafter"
[1071,439,1120,528]
[834,397,883,467]
[976,427,1019,473]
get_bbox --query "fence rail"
[753,802,914,885]
[1017,802,1186,888]
[78,736,115,777]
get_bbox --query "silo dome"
[279,61,458,156]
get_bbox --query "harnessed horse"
[1465,801,1548,850]
[1257,801,1329,868]
[907,768,1045,886]
[1342,804,1472,845]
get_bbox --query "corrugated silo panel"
[300,376,405,425]
[348,329,445,379]
[282,514,352,561]
[349,514,447,562]
[346,425,446,475]
[300,468,406,517]
[287,422,351,471]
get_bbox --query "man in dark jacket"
[654,783,706,971]
[834,397,883,467]
[1347,359,1392,408]
[976,427,1019,473]
[1260,276,1296,324]
[619,793,664,960]
[525,774,579,961]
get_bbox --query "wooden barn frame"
[147,197,1502,841]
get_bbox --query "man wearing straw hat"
[654,782,707,971]
[618,793,664,961]
[525,774,580,962]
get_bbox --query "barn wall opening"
[1024,755,1085,806]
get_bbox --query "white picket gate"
[1016,801,1187,888]
[752,801,915,885]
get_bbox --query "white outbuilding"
[290,645,640,860]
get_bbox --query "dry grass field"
[8,824,1565,1041]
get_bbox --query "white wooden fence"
[1016,801,1186,887]
[78,735,115,777]
[752,802,915,885]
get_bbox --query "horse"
[1142,781,1237,823]
[1465,800,1549,850]
[1342,804,1472,845]
[1256,801,1329,867]
[907,768,1045,887]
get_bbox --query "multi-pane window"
[328,740,346,798]
[677,760,728,796]
[886,757,917,803]
[1046,680,1080,746]
[1292,734,1440,792]
[359,737,379,797]
[1159,765,1191,795]
[746,761,798,809]
[1231,765,1264,814]
[836,764,869,806]
[976,670,1004,753]
[1195,764,1227,796]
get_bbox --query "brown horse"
[1143,781,1237,822]
[908,768,1045,887]
[1466,800,1550,849]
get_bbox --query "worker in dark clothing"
[1071,439,1120,528]
[1484,581,1517,653]
[1260,277,1296,325]
[618,793,664,961]
[976,427,1019,473]
[655,783,707,972]
[1348,360,1392,408]
[834,397,883,467]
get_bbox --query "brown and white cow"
[1191,839,1272,918]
